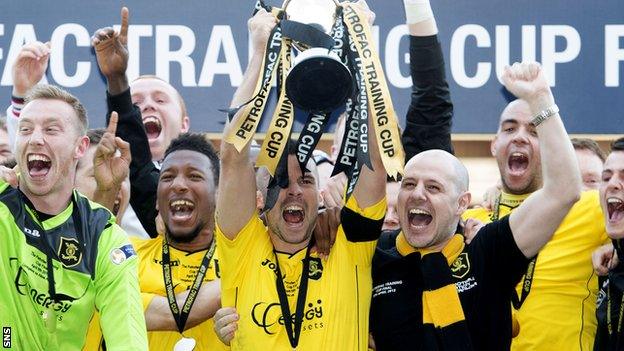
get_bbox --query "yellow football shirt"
[463,190,608,351]
[217,196,385,351]
[83,236,228,350]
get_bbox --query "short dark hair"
[87,129,105,146]
[163,133,220,186]
[612,137,624,152]
[571,138,606,162]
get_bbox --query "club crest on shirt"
[58,237,82,268]
[450,252,470,279]
[308,257,323,280]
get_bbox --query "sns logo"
[251,299,324,335]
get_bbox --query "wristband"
[530,104,559,127]
[11,95,25,104]
[403,0,434,24]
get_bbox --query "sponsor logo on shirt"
[23,227,40,237]
[57,237,82,268]
[153,258,180,266]
[9,258,73,314]
[261,257,324,280]
[451,253,470,279]
[251,299,324,335]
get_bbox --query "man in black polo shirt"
[370,61,581,351]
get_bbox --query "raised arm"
[216,9,277,239]
[8,41,50,151]
[93,8,160,237]
[351,1,387,209]
[401,0,454,160]
[504,62,582,258]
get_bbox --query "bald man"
[369,62,581,350]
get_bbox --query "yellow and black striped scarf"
[397,233,473,350]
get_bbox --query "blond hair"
[25,84,88,135]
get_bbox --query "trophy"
[225,0,404,202]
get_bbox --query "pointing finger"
[119,7,129,45]
[107,111,119,135]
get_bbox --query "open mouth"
[507,152,529,175]
[27,154,51,178]
[169,199,195,221]
[282,205,305,225]
[143,116,162,140]
[607,198,624,223]
[408,208,433,228]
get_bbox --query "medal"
[173,337,196,351]
[43,307,57,333]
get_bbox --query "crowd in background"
[1,0,623,350]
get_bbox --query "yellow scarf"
[396,232,467,328]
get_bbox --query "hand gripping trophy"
[226,0,404,199]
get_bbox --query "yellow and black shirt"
[371,216,530,350]
[463,190,608,351]
[216,196,385,351]
[84,236,228,350]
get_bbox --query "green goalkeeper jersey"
[0,181,148,350]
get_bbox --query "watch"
[530,104,559,127]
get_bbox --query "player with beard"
[371,62,581,350]
[215,5,387,350]
[462,84,609,350]
[83,132,226,350]
[593,138,624,350]
[0,85,147,350]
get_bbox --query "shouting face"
[491,100,542,195]
[265,155,320,251]
[131,77,189,162]
[600,150,624,239]
[158,149,217,243]
[398,150,470,250]
[16,99,88,201]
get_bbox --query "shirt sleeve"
[94,223,148,350]
[340,196,386,264]
[471,215,531,289]
[106,89,159,238]
[341,195,386,242]
[402,35,454,161]
[215,214,268,296]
